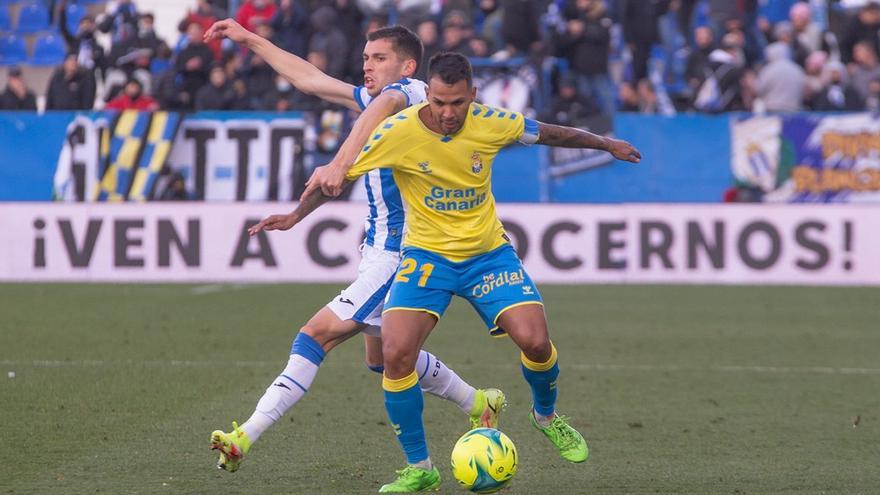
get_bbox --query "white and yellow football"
[450,427,518,493]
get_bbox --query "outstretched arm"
[248,180,353,236]
[205,18,358,111]
[537,122,642,163]
[302,90,408,198]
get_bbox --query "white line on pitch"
[2,360,880,376]
[189,284,257,295]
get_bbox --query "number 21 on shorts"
[395,258,434,287]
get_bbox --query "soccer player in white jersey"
[203,20,505,472]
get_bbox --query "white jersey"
[351,78,427,252]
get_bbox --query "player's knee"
[381,344,418,373]
[519,338,552,363]
[299,326,331,348]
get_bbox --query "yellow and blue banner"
[94,111,182,202]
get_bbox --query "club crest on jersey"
[418,161,432,173]
[471,152,483,174]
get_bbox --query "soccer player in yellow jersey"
[332,52,641,492]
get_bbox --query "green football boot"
[378,466,441,493]
[469,388,507,430]
[210,421,252,472]
[529,411,589,463]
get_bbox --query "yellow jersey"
[346,102,540,261]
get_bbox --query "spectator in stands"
[138,13,168,57]
[498,0,544,57]
[261,74,296,111]
[46,53,96,110]
[241,53,276,107]
[181,0,226,59]
[441,10,477,56]
[345,14,386,83]
[789,2,823,53]
[620,0,670,83]
[840,1,880,64]
[289,51,334,112]
[105,78,159,110]
[158,172,192,201]
[58,0,105,77]
[333,0,364,38]
[98,0,139,41]
[755,42,806,112]
[236,0,277,33]
[685,26,715,94]
[803,50,828,100]
[558,0,615,115]
[693,33,747,112]
[864,76,880,111]
[415,19,440,81]
[270,0,309,57]
[809,61,864,111]
[0,67,37,110]
[308,6,349,79]
[176,22,215,109]
[540,74,598,126]
[850,40,880,100]
[771,21,811,68]
[196,64,235,109]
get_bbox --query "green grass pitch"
[1,284,879,494]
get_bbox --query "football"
[450,427,518,493]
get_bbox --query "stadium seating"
[15,1,50,34]
[64,2,86,34]
[0,8,11,31]
[0,34,26,65]
[29,32,65,65]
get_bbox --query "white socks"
[416,350,477,414]
[240,354,319,442]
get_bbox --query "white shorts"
[326,243,401,335]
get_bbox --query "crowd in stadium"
[2,0,880,123]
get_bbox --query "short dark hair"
[427,52,472,87]
[367,25,424,74]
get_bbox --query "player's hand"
[204,18,250,44]
[248,214,296,236]
[302,164,346,199]
[606,137,641,163]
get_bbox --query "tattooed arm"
[537,122,642,163]
[247,181,353,236]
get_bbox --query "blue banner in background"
[0,112,77,201]
[1,111,736,203]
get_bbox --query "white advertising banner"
[0,203,877,285]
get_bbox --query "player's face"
[426,77,476,135]
[362,39,408,97]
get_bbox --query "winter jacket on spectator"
[98,0,140,40]
[270,0,309,57]
[755,42,806,112]
[840,5,880,65]
[558,1,611,77]
[59,3,106,74]
[175,34,215,107]
[499,0,544,54]
[181,0,226,59]
[308,6,349,79]
[236,0,278,33]
[45,57,96,110]
[809,62,865,111]
[241,54,277,107]
[620,0,670,82]
[0,74,37,110]
[106,93,159,110]
[196,82,236,110]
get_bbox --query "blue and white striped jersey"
[352,77,427,252]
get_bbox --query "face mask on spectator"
[276,80,292,92]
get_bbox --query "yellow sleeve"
[345,117,400,180]
[473,104,528,148]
